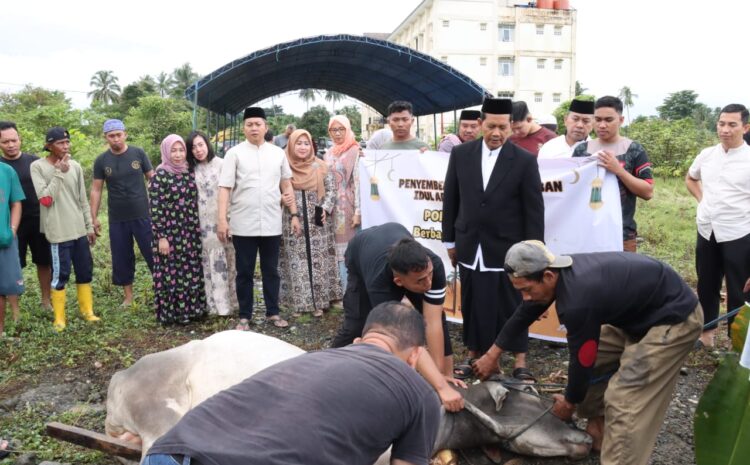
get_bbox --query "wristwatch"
[290,212,301,218]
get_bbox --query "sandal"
[266,315,289,328]
[235,318,251,331]
[512,367,537,383]
[312,309,324,318]
[453,358,476,380]
[0,438,11,459]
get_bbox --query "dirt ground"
[0,307,725,465]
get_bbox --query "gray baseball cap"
[504,240,573,277]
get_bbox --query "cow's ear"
[485,382,509,411]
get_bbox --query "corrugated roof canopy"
[186,34,491,116]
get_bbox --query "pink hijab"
[328,115,359,156]
[158,134,188,174]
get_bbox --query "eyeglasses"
[329,128,346,134]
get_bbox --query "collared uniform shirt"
[444,141,503,272]
[537,135,587,159]
[688,142,750,243]
[219,141,292,237]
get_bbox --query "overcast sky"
[1,0,746,118]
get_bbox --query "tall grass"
[635,176,698,285]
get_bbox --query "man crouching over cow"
[472,241,702,465]
[143,301,440,465]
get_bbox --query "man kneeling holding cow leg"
[472,241,702,465]
[332,223,465,412]
[144,302,441,465]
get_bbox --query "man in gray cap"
[90,119,154,307]
[472,240,702,465]
[538,99,595,159]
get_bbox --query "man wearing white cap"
[473,240,702,465]
[90,119,154,307]
[538,99,595,159]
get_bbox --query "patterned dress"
[279,169,342,312]
[194,157,238,315]
[323,145,361,263]
[149,168,207,324]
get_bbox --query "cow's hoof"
[433,449,457,465]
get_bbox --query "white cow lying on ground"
[105,330,304,460]
[106,330,591,464]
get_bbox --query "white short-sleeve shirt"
[688,142,750,242]
[218,141,292,237]
[537,134,587,159]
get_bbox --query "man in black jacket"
[442,98,544,380]
[473,240,702,465]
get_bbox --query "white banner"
[359,150,622,339]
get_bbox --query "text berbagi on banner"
[359,150,622,343]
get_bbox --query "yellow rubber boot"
[51,288,67,331]
[76,283,100,322]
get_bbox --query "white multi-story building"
[362,0,577,143]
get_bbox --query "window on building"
[554,25,563,36]
[535,93,543,103]
[536,24,544,35]
[441,56,448,63]
[480,57,487,66]
[442,20,449,27]
[537,59,546,70]
[498,24,515,42]
[480,22,487,31]
[554,59,563,69]
[553,93,561,103]
[498,58,514,76]
[497,91,515,99]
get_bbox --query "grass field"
[0,176,701,463]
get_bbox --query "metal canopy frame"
[186,34,491,118]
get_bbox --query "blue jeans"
[141,453,190,465]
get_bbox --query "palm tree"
[88,70,121,105]
[156,72,173,97]
[171,63,200,98]
[299,89,320,111]
[618,86,638,124]
[324,91,345,112]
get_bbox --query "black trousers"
[460,265,527,354]
[696,231,750,334]
[233,235,281,320]
[50,236,93,290]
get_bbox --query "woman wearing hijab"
[149,134,206,324]
[323,115,361,285]
[279,129,342,316]
[186,131,238,316]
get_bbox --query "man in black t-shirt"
[0,121,52,310]
[331,222,464,412]
[144,302,441,465]
[90,119,154,306]
[473,241,702,465]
